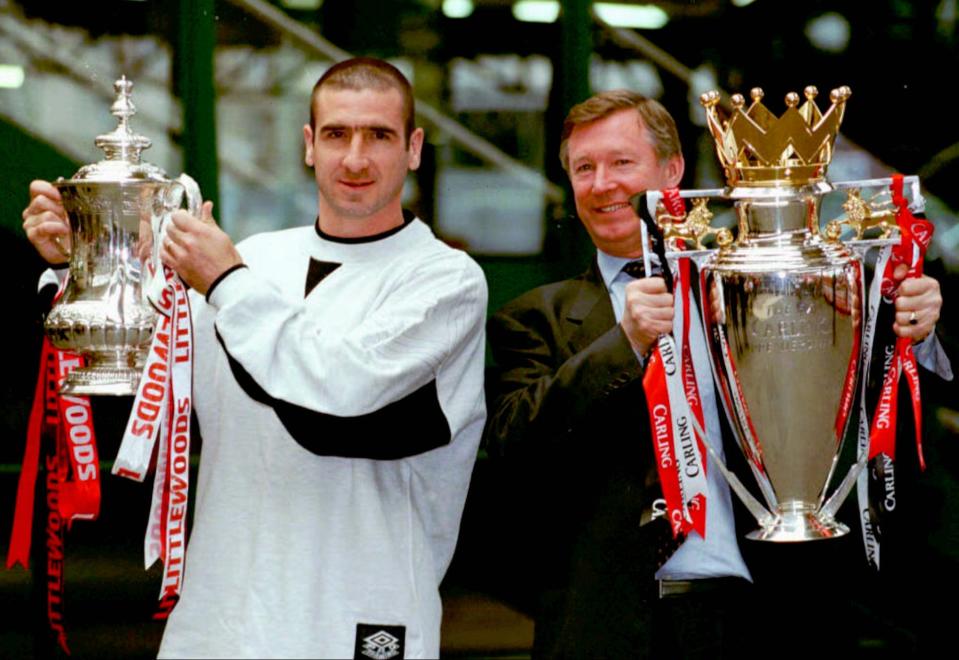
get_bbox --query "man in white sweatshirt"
[22,57,488,659]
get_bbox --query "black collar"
[314,209,415,244]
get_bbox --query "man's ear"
[662,154,685,188]
[303,124,315,167]
[407,127,425,171]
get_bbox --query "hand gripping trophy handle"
[145,173,202,307]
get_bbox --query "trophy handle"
[175,173,202,217]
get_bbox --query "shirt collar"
[596,249,633,291]
[596,249,660,290]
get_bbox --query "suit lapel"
[565,259,616,355]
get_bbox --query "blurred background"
[1,0,958,657]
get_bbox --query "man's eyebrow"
[572,148,637,164]
[319,123,398,135]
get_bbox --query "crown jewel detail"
[700,85,851,187]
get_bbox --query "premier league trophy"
[43,77,200,395]
[645,86,921,542]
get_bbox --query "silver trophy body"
[44,77,200,396]
[701,185,862,540]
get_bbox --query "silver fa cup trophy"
[43,77,200,396]
[648,86,911,541]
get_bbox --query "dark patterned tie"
[622,259,663,279]
[622,260,647,279]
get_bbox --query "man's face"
[566,109,683,257]
[304,86,423,233]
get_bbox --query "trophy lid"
[700,86,851,189]
[60,76,170,184]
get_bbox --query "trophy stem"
[746,501,849,542]
[59,351,142,396]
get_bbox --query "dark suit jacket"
[484,258,680,658]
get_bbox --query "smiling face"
[303,86,424,238]
[566,108,683,258]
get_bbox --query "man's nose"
[342,134,369,172]
[591,164,616,194]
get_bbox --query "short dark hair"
[309,57,415,144]
[559,89,681,172]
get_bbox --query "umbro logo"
[354,623,405,660]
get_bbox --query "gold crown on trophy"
[700,85,851,187]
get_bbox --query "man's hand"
[22,180,71,265]
[622,277,674,356]
[892,263,941,342]
[161,202,243,295]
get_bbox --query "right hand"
[622,276,674,356]
[22,180,71,265]
[161,202,243,295]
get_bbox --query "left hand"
[161,201,243,295]
[892,263,941,342]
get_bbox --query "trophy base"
[747,507,849,543]
[59,354,142,396]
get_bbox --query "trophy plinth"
[746,501,849,542]
[58,356,145,397]
[44,76,199,395]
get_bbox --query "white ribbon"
[856,244,892,570]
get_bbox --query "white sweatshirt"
[158,217,487,659]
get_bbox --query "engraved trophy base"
[59,352,143,396]
[747,501,849,542]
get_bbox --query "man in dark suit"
[483,89,948,658]
[484,90,753,659]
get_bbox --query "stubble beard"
[320,177,406,221]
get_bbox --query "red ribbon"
[56,363,99,522]
[642,189,708,539]
[6,340,51,570]
[868,174,932,469]
[661,188,685,219]
[679,260,707,537]
[662,188,707,438]
[834,262,863,444]
[7,335,99,655]
[644,352,685,538]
